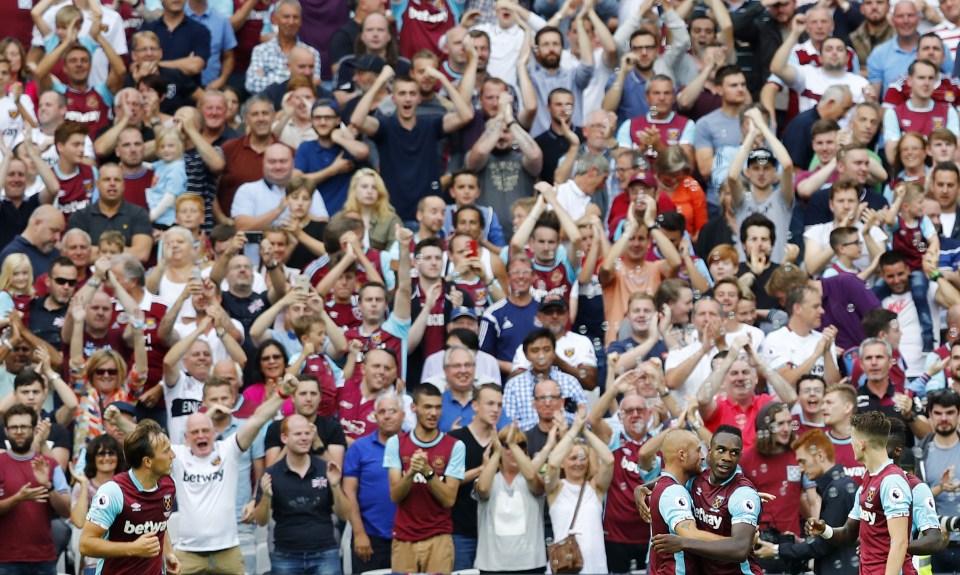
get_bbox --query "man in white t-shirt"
[163,319,215,445]
[166,374,297,573]
[878,251,928,377]
[511,295,598,391]
[759,284,841,386]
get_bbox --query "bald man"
[262,46,325,111]
[0,204,65,275]
[232,143,327,264]
[168,374,299,573]
[647,430,728,574]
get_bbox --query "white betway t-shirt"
[171,436,242,551]
[759,326,826,378]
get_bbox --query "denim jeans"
[270,548,340,575]
[237,523,256,575]
[0,561,57,575]
[873,271,934,351]
[452,533,477,571]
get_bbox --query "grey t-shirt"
[923,437,960,541]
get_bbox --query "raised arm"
[425,67,474,132]
[236,374,298,450]
[349,66,393,136]
[770,15,804,87]
[163,317,212,387]
[393,225,414,321]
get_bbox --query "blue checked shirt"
[503,366,587,431]
[245,38,321,95]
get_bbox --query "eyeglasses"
[621,407,650,416]
[262,354,284,361]
[96,449,118,457]
[52,277,78,286]
[6,425,32,433]
[94,368,119,376]
[535,394,561,402]
[312,114,338,121]
[842,240,863,247]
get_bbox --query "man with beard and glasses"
[0,404,70,575]
[649,425,764,575]
[915,387,960,570]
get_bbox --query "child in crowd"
[32,1,100,60]
[97,230,125,259]
[0,253,33,322]
[442,170,506,251]
[821,226,878,281]
[287,315,340,418]
[883,182,939,351]
[147,128,188,227]
[315,251,362,330]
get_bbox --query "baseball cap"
[451,307,478,321]
[628,170,657,189]
[355,54,385,74]
[538,295,569,312]
[746,148,777,167]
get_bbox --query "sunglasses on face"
[51,277,78,286]
[94,368,119,376]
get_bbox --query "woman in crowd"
[475,424,549,573]
[145,226,210,315]
[241,339,291,413]
[341,168,401,251]
[69,434,126,575]
[545,409,614,575]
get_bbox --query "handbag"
[547,480,587,574]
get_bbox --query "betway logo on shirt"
[123,520,168,534]
[182,468,224,484]
[694,506,723,529]
[407,6,448,22]
[862,510,877,524]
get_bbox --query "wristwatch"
[423,469,436,481]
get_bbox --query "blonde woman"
[342,168,401,250]
[545,408,614,574]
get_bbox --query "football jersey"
[690,471,764,575]
[849,461,916,575]
[650,472,696,575]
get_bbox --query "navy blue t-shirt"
[370,114,445,221]
[607,336,669,364]
[294,141,354,215]
[257,456,337,553]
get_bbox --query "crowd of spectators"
[4,0,960,572]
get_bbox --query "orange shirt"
[602,260,663,344]
[664,177,708,238]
